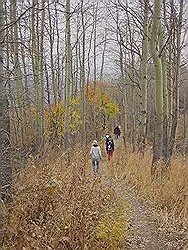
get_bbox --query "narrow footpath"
[102,137,170,250]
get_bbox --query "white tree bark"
[150,0,164,167]
[64,0,72,150]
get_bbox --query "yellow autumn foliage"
[88,85,120,118]
[15,84,120,145]
[102,101,120,118]
[44,97,82,140]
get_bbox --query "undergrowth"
[3,140,187,249]
[2,147,129,250]
[114,143,188,248]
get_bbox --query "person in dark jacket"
[105,136,115,161]
[114,126,121,139]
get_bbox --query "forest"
[0,0,187,249]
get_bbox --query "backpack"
[106,141,113,151]
[103,135,109,142]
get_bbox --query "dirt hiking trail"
[101,138,175,250]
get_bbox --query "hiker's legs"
[107,151,113,161]
[107,151,110,161]
[108,150,113,160]
[92,159,99,175]
[96,159,99,172]
[92,159,96,175]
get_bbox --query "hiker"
[106,136,114,161]
[114,125,121,139]
[103,133,110,142]
[90,140,102,175]
[102,133,110,151]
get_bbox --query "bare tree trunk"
[74,17,80,97]
[55,2,61,100]
[93,4,98,139]
[4,1,17,146]
[118,26,129,147]
[11,0,26,147]
[140,0,148,153]
[158,19,169,163]
[126,5,137,152]
[185,81,188,159]
[150,0,164,168]
[80,0,87,144]
[64,0,72,150]
[100,27,108,135]
[30,0,45,148]
[19,20,33,149]
[162,51,169,162]
[45,62,51,106]
[168,0,184,160]
[31,0,39,146]
[0,1,11,245]
[86,14,95,143]
[100,27,107,83]
[38,0,45,147]
[130,51,136,152]
[47,3,57,104]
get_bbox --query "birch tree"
[140,0,148,152]
[150,0,164,167]
[168,0,184,160]
[64,0,72,150]
[47,3,57,104]
[93,3,98,139]
[80,0,87,143]
[11,0,26,147]
[0,0,11,245]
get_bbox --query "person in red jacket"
[105,136,115,161]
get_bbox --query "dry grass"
[2,140,187,249]
[2,147,129,250]
[116,146,187,221]
[114,144,187,246]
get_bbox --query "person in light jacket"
[90,140,102,175]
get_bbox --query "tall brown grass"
[2,141,187,249]
[114,144,187,237]
[2,147,129,250]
